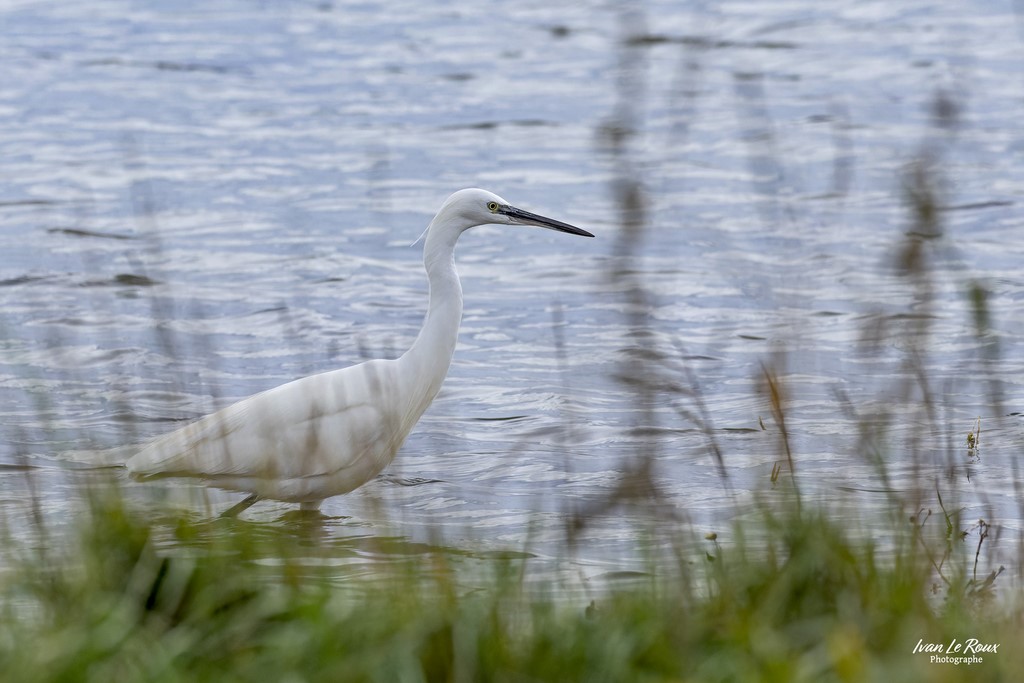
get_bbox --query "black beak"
[501,205,594,237]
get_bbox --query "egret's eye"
[486,201,500,213]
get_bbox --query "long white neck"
[397,214,465,418]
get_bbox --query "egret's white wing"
[126,397,254,477]
[127,360,403,489]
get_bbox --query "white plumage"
[123,188,592,514]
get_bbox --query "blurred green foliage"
[0,480,1018,683]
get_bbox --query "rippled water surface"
[2,1,1023,580]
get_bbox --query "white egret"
[123,188,593,515]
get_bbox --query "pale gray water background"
[1,1,1023,584]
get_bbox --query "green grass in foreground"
[0,481,1020,683]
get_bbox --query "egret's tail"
[55,444,138,469]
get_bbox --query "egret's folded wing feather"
[126,362,401,483]
[125,398,256,478]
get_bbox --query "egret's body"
[124,189,592,513]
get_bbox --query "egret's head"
[438,188,594,237]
